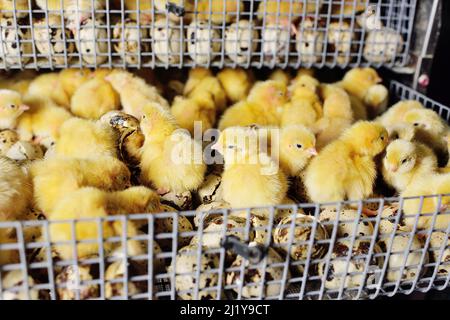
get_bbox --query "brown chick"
[55,117,119,159]
[217,68,254,104]
[0,157,32,221]
[139,103,207,194]
[30,157,131,216]
[304,121,389,203]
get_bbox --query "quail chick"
[0,89,29,129]
[217,68,254,104]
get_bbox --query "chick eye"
[9,104,15,109]
[227,145,235,149]
[413,122,420,127]
[380,136,384,141]
[296,144,302,149]
[401,158,408,164]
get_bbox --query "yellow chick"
[105,70,169,119]
[402,174,450,231]
[171,94,216,134]
[402,108,449,161]
[276,125,318,177]
[59,68,93,98]
[70,77,120,119]
[187,76,227,113]
[332,1,366,14]
[217,68,254,104]
[55,117,119,159]
[304,121,389,203]
[268,69,292,87]
[0,0,30,18]
[0,157,32,221]
[0,129,19,156]
[0,89,29,129]
[25,73,70,109]
[105,186,161,217]
[31,157,131,216]
[139,103,207,194]
[0,70,36,96]
[16,99,73,149]
[183,68,213,96]
[218,80,288,130]
[212,127,288,208]
[197,0,244,24]
[382,140,438,193]
[49,187,141,260]
[340,68,388,117]
[312,84,354,150]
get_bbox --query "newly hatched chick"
[269,69,292,87]
[183,68,213,96]
[0,129,18,156]
[304,121,389,203]
[280,74,322,128]
[197,0,244,24]
[311,84,354,150]
[0,89,29,129]
[59,68,93,98]
[212,127,288,208]
[277,125,318,177]
[106,186,161,216]
[218,80,288,130]
[340,68,388,117]
[171,94,216,134]
[0,157,32,221]
[16,99,73,149]
[105,70,169,119]
[402,174,450,231]
[187,76,227,113]
[376,100,423,127]
[31,157,130,215]
[55,117,118,159]
[25,73,70,109]
[402,108,449,162]
[382,140,438,193]
[49,187,140,260]
[217,68,254,104]
[140,103,207,194]
[70,77,120,119]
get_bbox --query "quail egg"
[113,19,149,65]
[430,232,450,276]
[197,172,223,204]
[0,129,19,156]
[74,18,108,65]
[154,204,194,250]
[55,262,100,300]
[191,215,251,249]
[1,270,43,300]
[364,28,403,63]
[319,208,374,239]
[0,18,32,66]
[105,260,143,299]
[160,190,192,211]
[224,20,258,64]
[225,245,290,299]
[327,22,353,65]
[167,244,220,300]
[317,240,384,290]
[380,234,428,282]
[5,141,43,161]
[273,213,328,262]
[100,111,141,133]
[261,23,291,64]
[378,203,410,235]
[356,4,383,31]
[33,15,75,65]
[251,214,271,244]
[187,20,221,65]
[151,18,185,64]
[194,200,231,228]
[295,18,324,64]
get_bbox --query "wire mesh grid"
[0,80,449,300]
[0,0,417,70]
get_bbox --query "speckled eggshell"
[194,201,231,228]
[197,172,223,204]
[430,232,450,276]
[55,263,100,300]
[105,260,142,299]
[364,28,403,63]
[154,204,193,249]
[224,20,258,64]
[319,208,374,239]
[161,190,192,211]
[1,270,43,300]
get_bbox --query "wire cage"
[0,0,417,70]
[0,80,448,300]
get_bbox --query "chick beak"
[439,204,449,213]
[307,148,318,156]
[19,104,30,111]
[391,165,398,173]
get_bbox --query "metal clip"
[166,2,186,17]
[221,236,267,264]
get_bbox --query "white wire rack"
[0,0,417,70]
[0,80,448,300]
